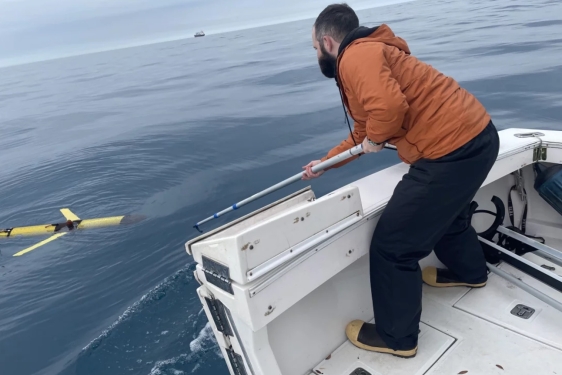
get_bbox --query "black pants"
[370,120,500,350]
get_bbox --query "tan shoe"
[345,320,417,358]
[422,266,486,288]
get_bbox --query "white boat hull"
[186,128,562,375]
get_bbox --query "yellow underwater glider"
[1,208,145,257]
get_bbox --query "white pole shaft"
[195,144,365,228]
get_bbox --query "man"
[302,3,500,358]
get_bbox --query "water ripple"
[1,1,562,375]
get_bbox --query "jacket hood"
[338,24,410,56]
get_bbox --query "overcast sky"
[0,0,409,67]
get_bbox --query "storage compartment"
[187,185,363,285]
[194,213,377,332]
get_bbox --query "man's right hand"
[302,160,325,180]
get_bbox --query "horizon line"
[0,0,413,70]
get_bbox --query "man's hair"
[314,3,359,44]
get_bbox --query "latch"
[350,368,372,375]
[510,303,535,319]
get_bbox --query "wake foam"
[76,262,224,375]
[82,266,193,351]
[148,322,220,375]
[189,322,213,353]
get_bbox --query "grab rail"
[479,236,562,314]
[486,262,562,314]
[497,226,562,267]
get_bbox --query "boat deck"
[311,261,562,375]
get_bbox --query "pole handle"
[194,143,398,231]
[309,144,364,173]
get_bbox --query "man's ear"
[322,35,333,52]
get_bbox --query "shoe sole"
[423,280,486,288]
[348,339,417,358]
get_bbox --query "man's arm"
[320,120,365,169]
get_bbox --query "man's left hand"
[362,137,386,154]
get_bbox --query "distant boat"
[194,31,205,37]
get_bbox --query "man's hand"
[362,137,386,154]
[302,160,325,180]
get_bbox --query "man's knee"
[371,221,396,257]
[370,228,432,265]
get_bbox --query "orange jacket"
[321,24,490,167]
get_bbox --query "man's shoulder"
[338,41,386,73]
[340,40,386,60]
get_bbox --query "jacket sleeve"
[320,119,365,169]
[340,43,408,144]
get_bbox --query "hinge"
[226,348,248,375]
[202,256,234,294]
[205,297,234,337]
[533,146,547,162]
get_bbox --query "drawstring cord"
[335,77,358,147]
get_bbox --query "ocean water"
[1,0,561,374]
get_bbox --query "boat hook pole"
[194,144,397,232]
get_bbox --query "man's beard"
[318,44,337,79]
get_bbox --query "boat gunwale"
[186,134,562,258]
